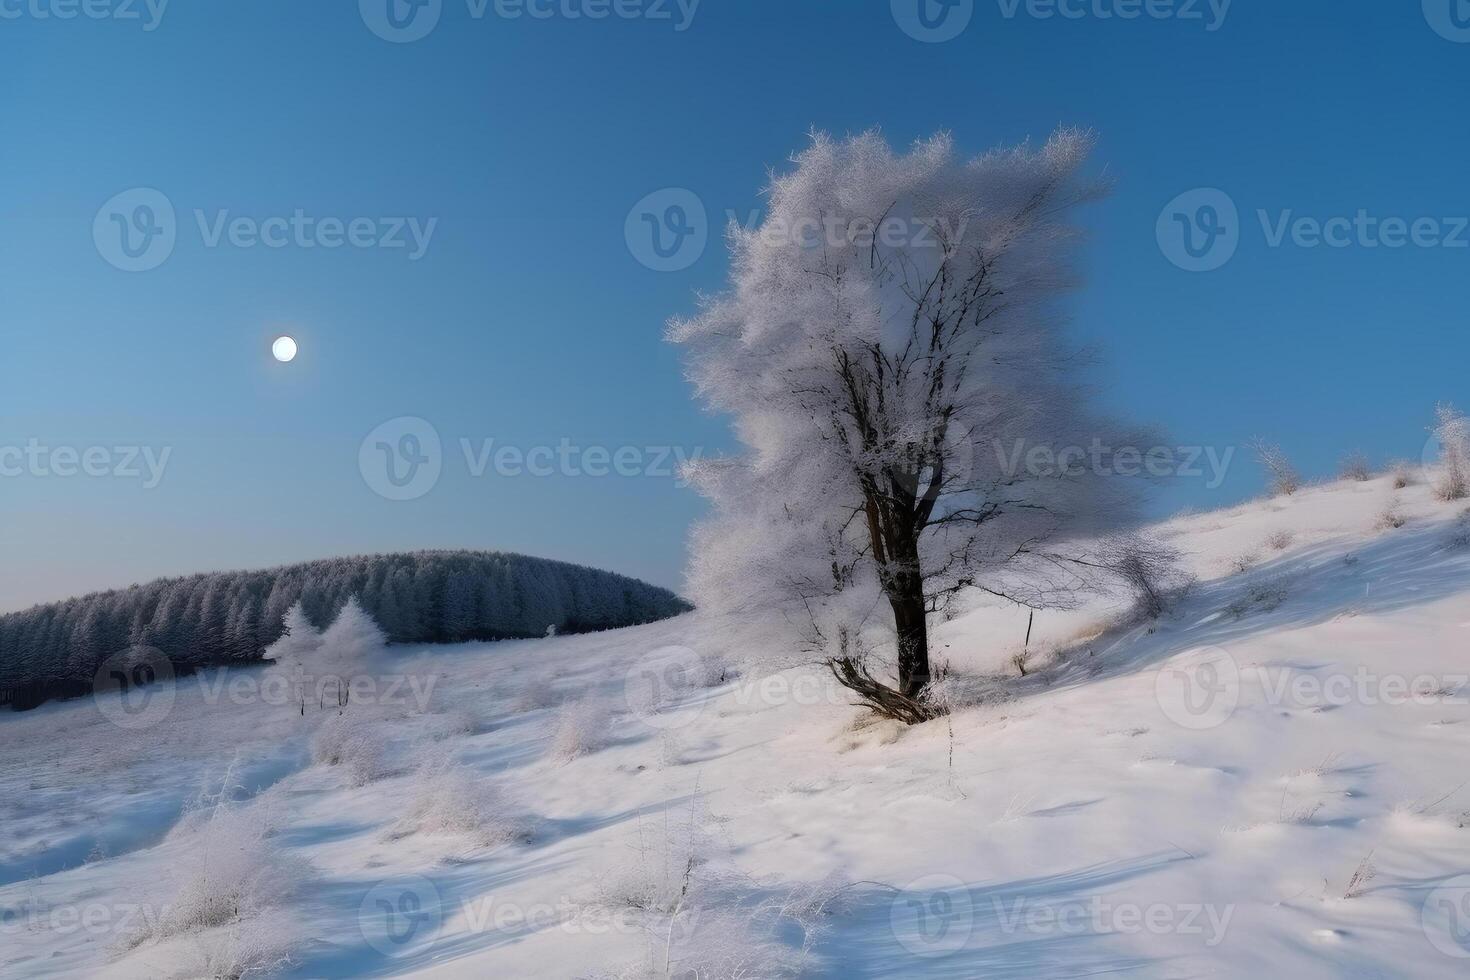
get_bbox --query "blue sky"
[2,0,1467,612]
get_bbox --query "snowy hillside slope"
[4,473,1470,978]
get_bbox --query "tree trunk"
[885,535,930,699]
[890,591,929,698]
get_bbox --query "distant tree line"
[0,550,690,711]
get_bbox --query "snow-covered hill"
[4,474,1470,978]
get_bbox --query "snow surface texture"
[4,473,1470,978]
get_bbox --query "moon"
[271,336,298,363]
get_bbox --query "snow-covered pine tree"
[318,595,387,666]
[262,601,321,663]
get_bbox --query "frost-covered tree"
[262,601,322,664]
[1249,439,1301,497]
[670,129,1145,721]
[318,595,387,666]
[1431,402,1469,502]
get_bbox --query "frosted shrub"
[181,912,298,980]
[549,699,610,762]
[1339,451,1372,482]
[1376,498,1407,530]
[1431,403,1470,501]
[1451,509,1470,549]
[1389,460,1413,489]
[311,714,388,786]
[1264,530,1295,551]
[431,707,480,740]
[1228,551,1260,575]
[1093,534,1185,619]
[128,803,298,951]
[697,652,735,688]
[1227,576,1290,617]
[593,802,841,980]
[516,676,561,711]
[1250,439,1301,496]
[395,757,530,848]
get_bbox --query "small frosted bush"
[1451,509,1470,549]
[1250,439,1301,496]
[127,804,298,954]
[431,707,480,740]
[311,714,388,787]
[1264,530,1295,551]
[1339,451,1371,482]
[1376,499,1407,530]
[549,699,610,762]
[516,676,561,711]
[1432,403,1470,501]
[174,911,298,980]
[395,758,530,848]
